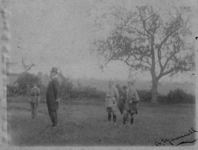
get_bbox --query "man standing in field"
[30,83,40,119]
[46,67,60,127]
[123,80,140,125]
[105,80,119,124]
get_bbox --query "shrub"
[70,86,105,100]
[16,72,41,95]
[166,89,195,104]
[82,86,105,99]
[7,85,18,97]
[59,77,73,101]
[138,88,195,104]
[157,94,168,104]
[137,90,152,102]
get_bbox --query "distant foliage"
[7,85,18,97]
[59,77,73,100]
[137,90,152,102]
[7,73,41,97]
[16,72,41,95]
[71,86,105,100]
[7,73,195,104]
[156,89,195,104]
[166,89,195,104]
[137,89,195,104]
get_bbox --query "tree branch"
[159,65,181,77]
[139,12,152,37]
[100,57,113,71]
[21,58,35,72]
[157,48,163,69]
[157,16,183,51]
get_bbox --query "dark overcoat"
[46,77,59,111]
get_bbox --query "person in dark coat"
[46,67,60,127]
[123,80,140,125]
[116,84,125,115]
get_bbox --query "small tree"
[59,77,73,100]
[92,6,194,103]
[58,67,73,100]
[16,72,41,95]
[21,57,35,72]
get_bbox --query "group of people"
[29,67,60,127]
[105,80,140,125]
[29,67,140,127]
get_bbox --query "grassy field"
[7,97,196,146]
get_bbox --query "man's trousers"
[48,109,58,126]
[30,102,38,119]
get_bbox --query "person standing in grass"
[105,80,119,124]
[30,83,40,119]
[46,67,60,127]
[123,80,140,125]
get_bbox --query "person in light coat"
[105,80,119,124]
[30,83,40,119]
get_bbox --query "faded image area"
[6,0,197,146]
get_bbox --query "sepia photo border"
[0,0,197,149]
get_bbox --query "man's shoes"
[52,124,58,127]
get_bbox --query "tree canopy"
[92,6,195,102]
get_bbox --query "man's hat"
[50,67,58,74]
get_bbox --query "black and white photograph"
[0,0,197,148]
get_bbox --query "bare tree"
[21,57,35,72]
[92,6,194,103]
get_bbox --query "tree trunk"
[151,78,158,103]
[150,36,158,103]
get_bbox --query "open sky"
[7,0,197,82]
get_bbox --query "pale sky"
[7,0,197,82]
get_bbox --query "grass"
[7,97,196,146]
